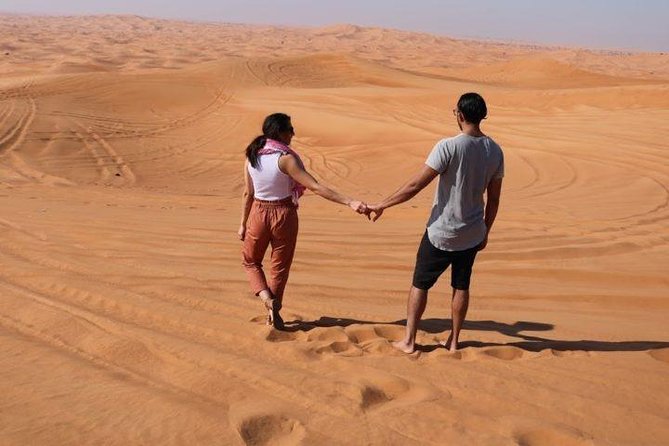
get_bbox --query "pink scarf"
[257,138,306,206]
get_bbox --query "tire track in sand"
[0,99,16,129]
[72,121,136,185]
[52,87,232,140]
[0,96,61,185]
[0,97,35,157]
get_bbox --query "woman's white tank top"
[248,153,293,201]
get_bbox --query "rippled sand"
[1,14,668,446]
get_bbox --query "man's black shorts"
[412,231,479,291]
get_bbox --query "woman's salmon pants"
[242,198,298,306]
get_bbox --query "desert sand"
[1,13,668,445]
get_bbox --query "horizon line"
[0,10,665,55]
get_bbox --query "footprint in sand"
[235,413,306,446]
[539,349,590,358]
[429,348,465,360]
[304,327,361,356]
[358,383,391,411]
[306,326,349,343]
[344,326,380,344]
[479,346,525,360]
[354,371,446,412]
[313,340,362,356]
[341,325,406,354]
[249,315,267,324]
[263,329,301,343]
[282,325,387,357]
[372,325,405,340]
[514,427,594,446]
[648,348,669,364]
[344,325,403,344]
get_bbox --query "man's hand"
[238,224,246,241]
[366,203,385,222]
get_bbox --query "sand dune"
[1,13,668,446]
[436,56,662,88]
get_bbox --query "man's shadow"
[282,316,669,353]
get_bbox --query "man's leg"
[445,288,469,351]
[443,246,477,351]
[393,231,449,354]
[392,286,428,354]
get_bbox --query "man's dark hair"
[457,93,487,125]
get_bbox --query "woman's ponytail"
[246,135,266,169]
[246,113,292,168]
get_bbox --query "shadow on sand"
[282,316,669,354]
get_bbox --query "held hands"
[348,200,367,214]
[349,200,384,222]
[365,203,384,222]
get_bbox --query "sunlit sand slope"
[1,14,668,446]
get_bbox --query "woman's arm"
[279,154,365,212]
[238,161,254,240]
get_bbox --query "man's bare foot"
[439,334,459,352]
[392,339,416,354]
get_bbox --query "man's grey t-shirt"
[425,133,504,251]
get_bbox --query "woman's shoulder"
[278,152,296,161]
[277,152,300,173]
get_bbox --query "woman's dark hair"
[246,113,293,168]
[457,92,487,125]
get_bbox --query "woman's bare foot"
[392,339,416,354]
[260,296,285,330]
[259,293,277,327]
[271,308,285,330]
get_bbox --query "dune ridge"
[2,13,669,79]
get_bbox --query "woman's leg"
[242,204,272,298]
[268,206,299,309]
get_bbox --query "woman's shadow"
[283,316,669,353]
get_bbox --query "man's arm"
[478,178,502,250]
[238,161,254,240]
[368,165,439,221]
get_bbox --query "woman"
[239,113,366,329]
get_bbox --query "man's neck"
[461,124,484,137]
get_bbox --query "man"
[367,92,504,353]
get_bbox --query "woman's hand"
[348,200,367,214]
[238,224,246,241]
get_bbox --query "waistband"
[254,197,295,207]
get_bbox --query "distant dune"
[0,13,668,446]
[1,13,669,79]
